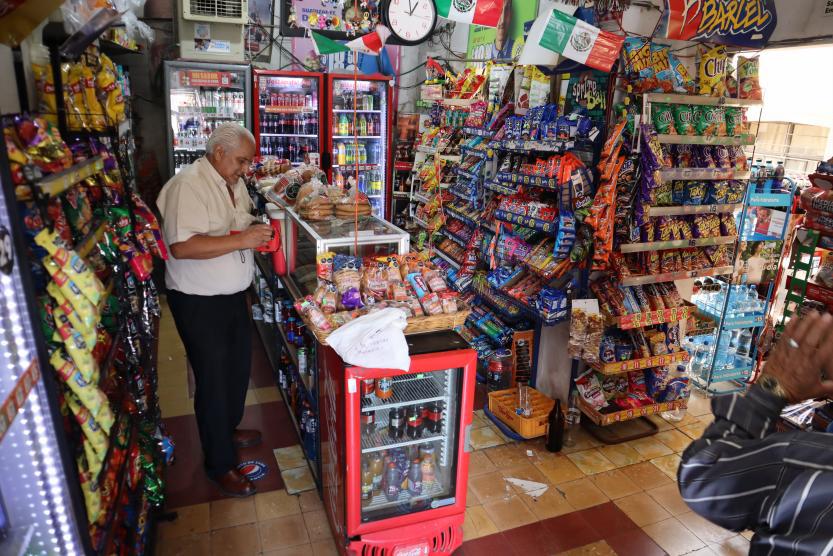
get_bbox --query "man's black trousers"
[167,289,251,478]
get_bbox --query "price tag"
[688,239,697,247]
[709,204,718,213]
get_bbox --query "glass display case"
[263,194,409,299]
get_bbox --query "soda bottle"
[333,117,340,137]
[406,406,422,439]
[359,114,367,136]
[361,410,375,435]
[407,459,423,496]
[420,453,436,488]
[337,143,346,166]
[359,144,367,165]
[384,462,401,501]
[426,402,442,434]
[361,378,375,399]
[414,404,426,435]
[545,398,565,452]
[376,377,393,400]
[370,452,385,494]
[339,113,349,136]
[388,407,404,439]
[362,461,373,501]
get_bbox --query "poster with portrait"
[282,0,382,38]
[734,240,782,286]
[466,0,539,67]
[247,0,274,62]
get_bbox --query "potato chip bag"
[623,38,655,92]
[32,63,58,125]
[698,45,729,97]
[672,104,694,135]
[737,56,761,100]
[62,63,87,130]
[724,107,746,136]
[77,457,102,522]
[650,44,676,93]
[80,64,106,130]
[96,54,125,124]
[669,51,696,93]
[652,103,675,134]
[694,106,726,136]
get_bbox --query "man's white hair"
[206,123,255,155]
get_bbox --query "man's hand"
[763,311,833,403]
[236,224,273,249]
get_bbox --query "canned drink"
[361,378,376,397]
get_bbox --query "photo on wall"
[466,0,539,66]
[247,0,275,62]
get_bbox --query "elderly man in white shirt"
[157,123,274,498]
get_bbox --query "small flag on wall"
[311,26,391,56]
[536,10,624,72]
[436,0,504,28]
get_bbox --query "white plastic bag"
[326,308,411,371]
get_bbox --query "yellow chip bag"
[81,64,106,130]
[96,54,125,124]
[63,386,109,460]
[51,350,112,433]
[62,63,88,130]
[32,63,58,125]
[42,257,100,331]
[76,455,102,522]
[698,45,729,97]
[47,282,96,347]
[82,435,103,477]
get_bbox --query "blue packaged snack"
[685,182,707,205]
[672,181,685,205]
[599,336,617,363]
[645,366,671,399]
[661,375,690,402]
[615,343,634,361]
[333,254,361,272]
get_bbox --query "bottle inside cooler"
[357,369,460,522]
[257,75,320,162]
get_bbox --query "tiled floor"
[154,296,747,555]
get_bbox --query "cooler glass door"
[344,350,473,535]
[328,76,389,219]
[253,71,323,164]
[165,62,250,177]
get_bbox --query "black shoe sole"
[233,437,262,449]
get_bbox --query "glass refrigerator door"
[256,74,321,164]
[331,78,388,218]
[357,368,461,523]
[168,66,248,174]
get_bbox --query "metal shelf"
[620,265,735,286]
[361,375,447,412]
[432,247,462,270]
[362,478,446,512]
[657,134,756,146]
[644,93,762,107]
[619,235,737,253]
[334,135,382,140]
[645,203,743,217]
[333,109,381,113]
[35,156,103,198]
[413,192,431,204]
[361,410,446,454]
[658,168,751,181]
[260,133,318,138]
[77,220,107,258]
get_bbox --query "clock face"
[386,0,436,44]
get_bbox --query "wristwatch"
[758,374,788,401]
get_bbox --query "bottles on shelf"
[362,443,440,506]
[259,90,318,110]
[334,92,378,111]
[176,89,245,117]
[260,136,316,162]
[332,169,384,196]
[333,113,382,136]
[173,150,205,172]
[259,112,319,136]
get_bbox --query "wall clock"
[383,0,437,45]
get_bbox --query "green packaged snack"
[655,181,672,206]
[652,103,676,134]
[724,107,744,136]
[694,106,726,136]
[672,104,694,135]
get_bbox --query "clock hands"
[408,0,420,16]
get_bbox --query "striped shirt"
[679,385,833,555]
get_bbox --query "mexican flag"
[436,0,503,28]
[311,26,391,56]
[535,10,624,72]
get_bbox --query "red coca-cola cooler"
[318,331,477,555]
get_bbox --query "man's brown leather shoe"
[233,429,262,448]
[212,469,256,498]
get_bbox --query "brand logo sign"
[453,0,474,14]
[237,460,268,481]
[660,0,777,48]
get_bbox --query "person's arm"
[169,227,271,260]
[678,312,833,532]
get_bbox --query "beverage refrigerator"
[318,331,476,556]
[325,74,393,220]
[252,70,324,165]
[163,61,252,177]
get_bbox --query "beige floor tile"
[560,540,617,556]
[461,505,499,540]
[254,489,301,521]
[597,443,645,468]
[651,453,682,480]
[273,443,304,469]
[209,497,257,530]
[466,484,480,507]
[534,455,585,485]
[303,509,333,542]
[677,511,736,544]
[472,409,488,429]
[712,534,751,555]
[673,412,706,429]
[253,386,282,403]
[157,532,210,556]
[518,487,574,520]
[679,422,709,440]
[467,450,498,477]
[483,443,534,469]
[468,471,514,504]
[282,466,316,494]
[160,397,194,419]
[157,503,210,540]
[470,426,506,450]
[481,495,538,531]
[686,392,713,417]
[556,477,609,510]
[620,462,673,489]
[646,483,690,516]
[687,547,719,555]
[655,429,694,453]
[567,448,617,475]
[258,514,310,550]
[590,469,641,500]
[561,428,602,454]
[614,492,672,527]
[298,491,325,513]
[499,462,551,494]
[210,523,261,555]
[261,545,313,556]
[630,436,675,459]
[311,539,340,556]
[645,414,676,431]
[643,517,706,556]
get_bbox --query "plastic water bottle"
[715,334,735,370]
[563,390,581,447]
[736,328,754,358]
[773,161,785,192]
[695,340,712,379]
[747,285,760,315]
[661,365,689,422]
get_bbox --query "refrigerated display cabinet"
[325,74,393,220]
[163,61,252,177]
[318,331,476,555]
[253,70,324,165]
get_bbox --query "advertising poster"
[247,0,274,62]
[466,0,539,66]
[285,0,382,34]
[658,0,777,48]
